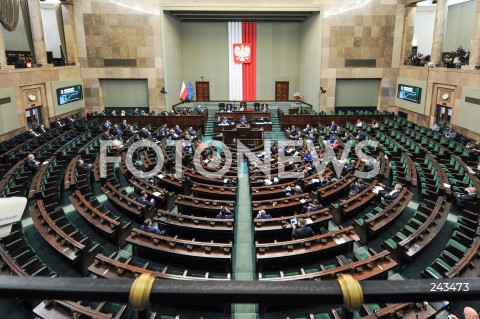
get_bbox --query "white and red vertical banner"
[228,22,256,101]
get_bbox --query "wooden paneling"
[275,81,289,101]
[196,81,210,101]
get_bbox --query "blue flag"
[187,81,194,100]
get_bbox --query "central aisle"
[231,159,259,319]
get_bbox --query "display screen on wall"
[57,85,83,106]
[397,84,422,104]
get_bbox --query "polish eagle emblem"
[233,43,251,63]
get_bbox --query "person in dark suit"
[119,120,128,130]
[27,129,39,138]
[137,191,155,207]
[103,121,112,130]
[329,121,337,133]
[25,154,40,174]
[65,116,74,123]
[76,159,92,172]
[453,187,478,208]
[174,125,183,136]
[126,125,137,135]
[36,124,48,134]
[349,179,368,192]
[53,118,64,128]
[140,219,164,235]
[187,126,196,138]
[255,209,272,219]
[301,201,323,214]
[139,128,151,139]
[292,218,315,239]
[101,130,112,140]
[357,130,366,141]
[343,160,356,174]
[112,125,123,135]
[217,206,234,219]
[377,183,402,201]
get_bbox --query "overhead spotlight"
[160,87,167,94]
[320,87,327,94]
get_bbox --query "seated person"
[101,130,112,140]
[187,126,196,137]
[27,128,39,138]
[371,121,379,129]
[445,129,457,140]
[343,160,356,174]
[348,179,368,196]
[140,219,164,235]
[53,118,64,128]
[36,124,48,134]
[329,121,337,133]
[301,200,323,213]
[255,209,272,219]
[332,140,340,150]
[170,129,181,140]
[120,110,126,116]
[453,187,478,208]
[357,130,366,141]
[221,117,230,125]
[25,154,40,174]
[356,119,363,128]
[240,115,247,124]
[126,125,137,135]
[103,121,112,130]
[376,183,402,201]
[261,104,268,112]
[65,116,74,123]
[76,159,92,172]
[112,124,123,135]
[139,127,151,139]
[217,206,234,219]
[292,218,316,239]
[320,177,333,187]
[137,191,155,207]
[174,125,183,136]
[111,110,117,116]
[431,123,441,132]
[119,120,128,130]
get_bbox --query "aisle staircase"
[231,161,258,319]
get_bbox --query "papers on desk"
[299,199,307,204]
[157,174,165,179]
[152,192,162,197]
[312,179,320,184]
[443,183,451,188]
[372,186,384,194]
[333,236,347,245]
[305,218,313,224]
[42,161,49,165]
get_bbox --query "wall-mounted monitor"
[397,84,422,104]
[57,85,83,106]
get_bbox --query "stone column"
[400,5,417,65]
[0,29,8,67]
[62,4,78,65]
[467,0,480,69]
[28,0,49,67]
[430,0,448,66]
